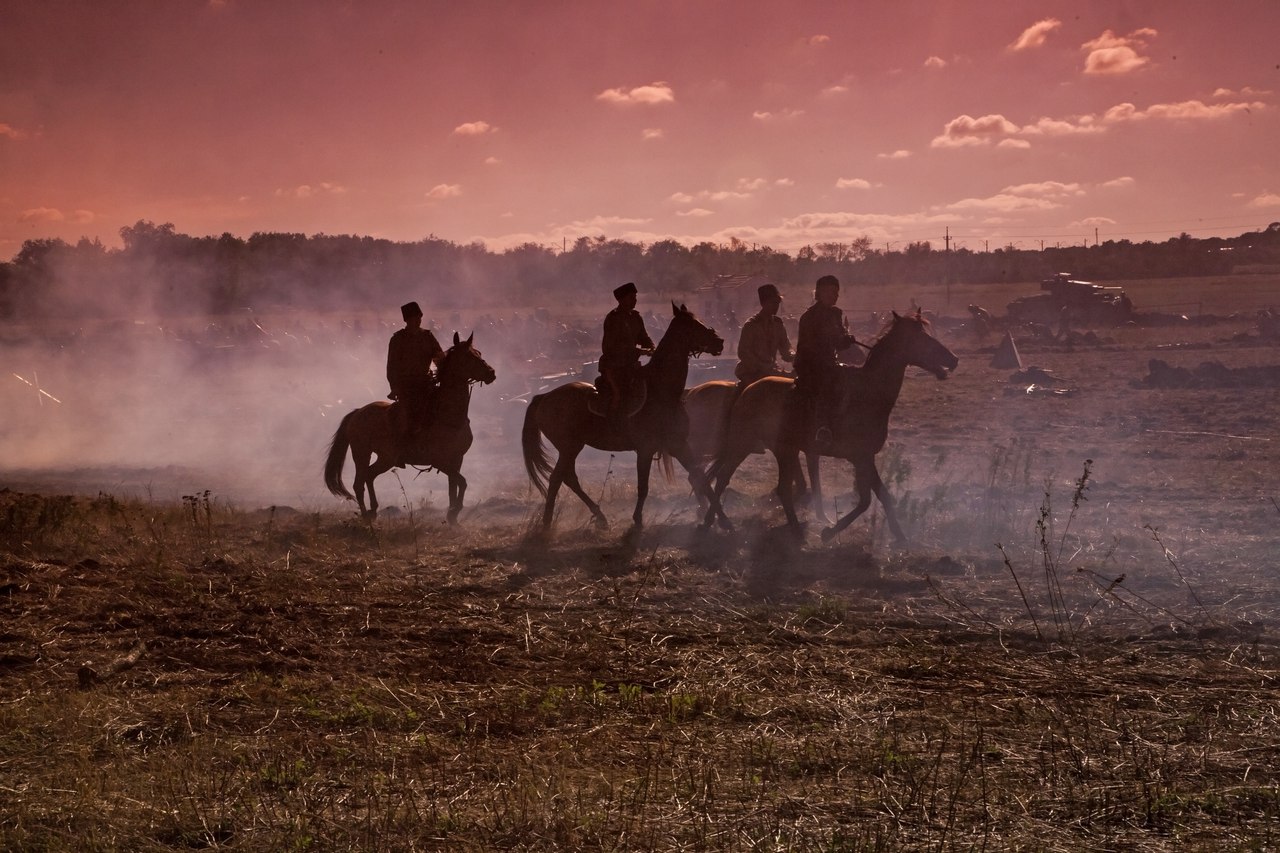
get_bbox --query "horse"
[523,302,724,531]
[682,378,823,519]
[324,332,497,522]
[703,311,958,542]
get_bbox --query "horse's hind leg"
[544,445,606,529]
[446,471,467,524]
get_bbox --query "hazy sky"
[2,1,1278,259]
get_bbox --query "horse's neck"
[646,338,690,399]
[857,343,909,410]
[434,373,472,423]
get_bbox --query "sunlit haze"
[3,1,1278,257]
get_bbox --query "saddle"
[587,375,647,418]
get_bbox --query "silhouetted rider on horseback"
[387,300,444,467]
[735,283,793,387]
[794,275,856,446]
[597,281,655,430]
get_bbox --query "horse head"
[442,331,497,385]
[667,301,724,357]
[886,311,958,380]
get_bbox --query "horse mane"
[867,311,929,346]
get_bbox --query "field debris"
[1141,358,1280,388]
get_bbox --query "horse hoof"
[717,517,734,532]
[820,526,837,543]
[593,516,610,530]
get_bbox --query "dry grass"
[3,482,1279,851]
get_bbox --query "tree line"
[2,220,1278,321]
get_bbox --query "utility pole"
[944,227,951,309]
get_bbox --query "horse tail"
[658,450,676,485]
[323,411,357,500]
[522,394,552,497]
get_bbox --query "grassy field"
[3,275,1280,850]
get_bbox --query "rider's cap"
[613,281,637,300]
[757,283,781,303]
[816,274,840,290]
[401,301,423,321]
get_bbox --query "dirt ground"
[2,277,1280,850]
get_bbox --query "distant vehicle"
[1006,273,1135,326]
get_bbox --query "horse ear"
[680,303,688,313]
[671,300,679,315]
[892,310,900,320]
[466,332,474,345]
[453,331,460,345]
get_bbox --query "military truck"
[1005,273,1135,325]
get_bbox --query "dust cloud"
[1,296,617,513]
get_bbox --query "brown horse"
[703,312,958,542]
[324,332,497,521]
[683,378,822,519]
[523,303,724,531]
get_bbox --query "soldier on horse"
[734,282,794,387]
[596,281,656,430]
[386,300,444,467]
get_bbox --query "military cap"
[401,301,423,321]
[613,282,638,300]
[757,283,782,303]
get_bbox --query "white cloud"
[668,192,694,205]
[1002,181,1083,197]
[1101,176,1136,188]
[1009,18,1061,51]
[737,178,768,191]
[1020,116,1104,136]
[997,138,1032,149]
[752,108,805,122]
[1103,99,1264,123]
[18,207,65,223]
[277,182,347,199]
[484,156,501,165]
[774,178,795,187]
[453,120,496,135]
[677,208,715,218]
[931,113,1021,147]
[836,178,872,190]
[642,128,665,140]
[1214,86,1271,99]
[1082,28,1157,75]
[809,35,830,46]
[426,183,462,200]
[705,190,752,202]
[924,56,947,69]
[1,122,26,140]
[822,84,850,96]
[877,149,912,159]
[597,82,675,105]
[945,193,1062,213]
[1247,192,1280,209]
[1075,216,1117,227]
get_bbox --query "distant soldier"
[794,275,856,445]
[387,301,444,465]
[735,283,793,386]
[598,281,655,428]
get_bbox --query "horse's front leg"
[632,451,654,528]
[774,449,805,536]
[820,459,874,542]
[673,445,729,531]
[446,470,467,525]
[805,450,830,524]
[867,463,907,544]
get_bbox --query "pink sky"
[2,1,1278,259]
